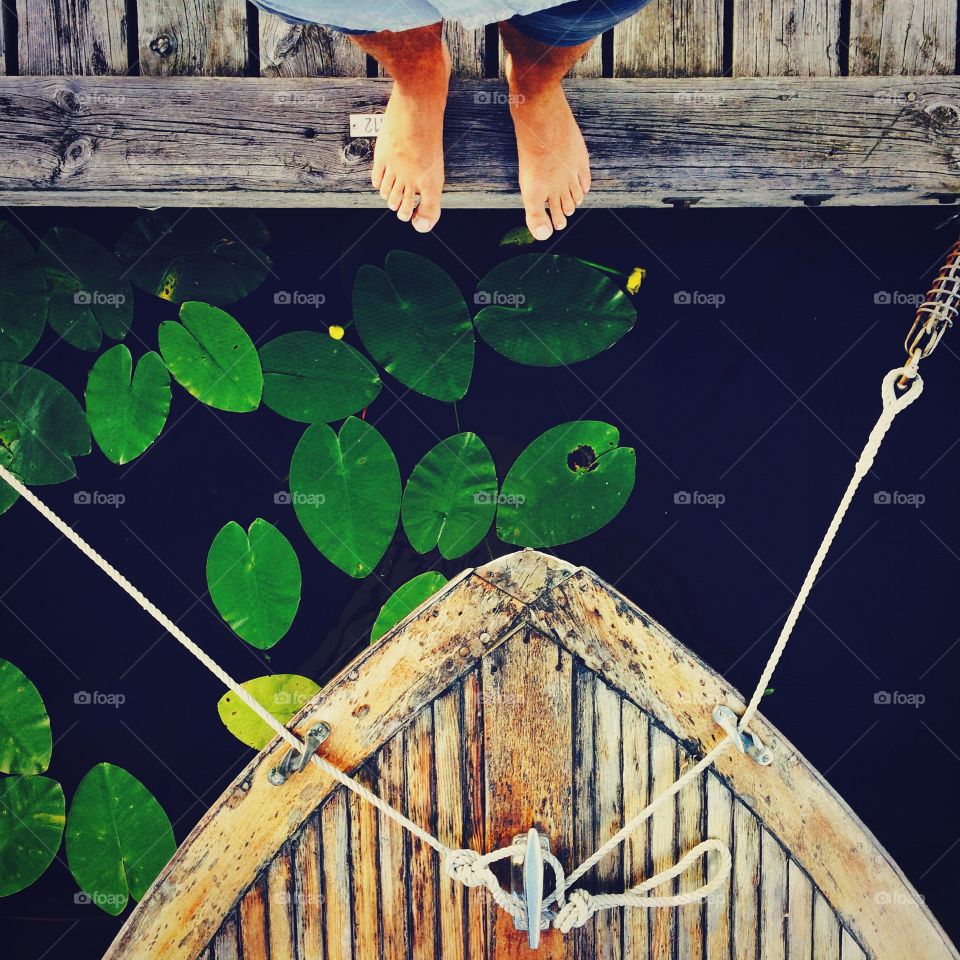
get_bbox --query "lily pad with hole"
[0,223,47,363]
[401,432,497,559]
[0,659,52,775]
[0,776,65,896]
[290,417,401,578]
[85,346,171,465]
[39,228,134,352]
[474,254,636,366]
[115,210,272,305]
[206,519,301,650]
[353,251,474,401]
[371,571,449,643]
[497,421,636,547]
[0,363,91,484]
[158,302,262,412]
[259,331,381,423]
[65,763,175,916]
[217,675,321,750]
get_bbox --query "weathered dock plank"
[137,0,248,75]
[613,0,724,77]
[733,0,841,76]
[849,0,958,75]
[258,16,367,77]
[0,76,958,206]
[16,0,127,74]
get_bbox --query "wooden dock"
[0,0,959,205]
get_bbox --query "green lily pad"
[499,226,535,247]
[0,776,65,896]
[290,417,400,578]
[401,432,497,560]
[0,363,91,484]
[158,302,263,413]
[371,571,449,643]
[259,331,381,423]
[85,346,171,465]
[217,675,321,750]
[115,210,272,305]
[65,763,175,916]
[0,223,47,363]
[474,254,636,366]
[497,421,636,547]
[39,228,134,352]
[0,659,52,775]
[353,251,474,401]
[206,519,301,650]
[0,483,17,517]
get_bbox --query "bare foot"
[506,76,591,241]
[371,44,451,233]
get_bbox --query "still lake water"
[2,205,959,957]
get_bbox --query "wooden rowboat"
[105,549,957,960]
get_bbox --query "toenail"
[533,225,552,240]
[413,217,433,233]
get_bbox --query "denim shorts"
[255,0,653,47]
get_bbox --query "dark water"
[2,204,959,957]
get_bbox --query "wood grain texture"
[266,849,296,960]
[483,628,574,958]
[104,551,956,960]
[16,0,127,75]
[732,0,841,76]
[444,21,484,78]
[257,16,366,77]
[348,762,380,959]
[849,0,957,75]
[2,76,959,207]
[0,7,5,76]
[137,0,247,75]
[613,0,724,77]
[238,878,268,959]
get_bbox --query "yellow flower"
[328,325,345,340]
[626,267,646,295]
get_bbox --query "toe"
[397,186,418,223]
[561,190,576,217]
[578,168,591,194]
[379,171,396,202]
[413,185,442,233]
[371,160,386,191]
[387,180,405,212]
[524,195,553,241]
[571,179,584,206]
[548,194,567,231]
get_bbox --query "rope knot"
[444,849,491,888]
[553,888,595,933]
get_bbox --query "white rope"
[0,365,924,936]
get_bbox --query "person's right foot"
[371,43,451,233]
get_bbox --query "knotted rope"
[0,366,923,935]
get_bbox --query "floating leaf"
[217,675,321,750]
[401,432,497,559]
[474,254,636,366]
[115,210,271,305]
[65,763,175,916]
[499,225,536,247]
[0,363,90,484]
[290,417,400,578]
[85,346,171,465]
[371,571,449,643]
[39,228,134,352]
[206,519,301,650]
[497,421,636,547]
[158,302,262,412]
[0,222,47,363]
[0,659,51,775]
[259,331,381,424]
[353,251,474,401]
[0,776,65,896]
[0,484,17,517]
